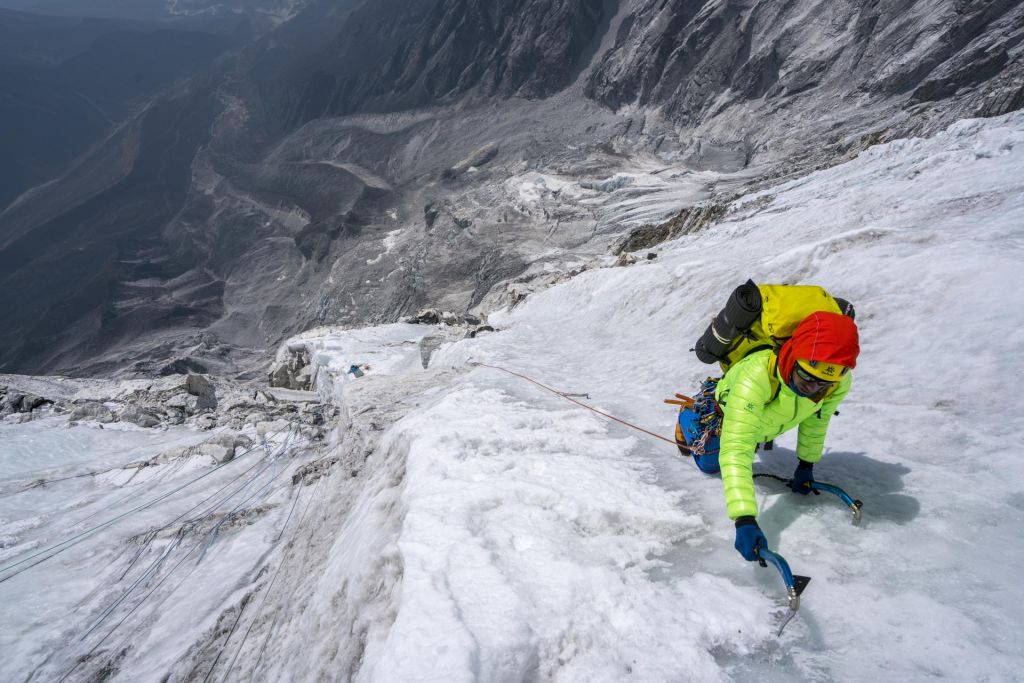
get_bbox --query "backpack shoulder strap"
[765,352,781,403]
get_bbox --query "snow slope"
[2,112,1023,681]
[338,112,1024,681]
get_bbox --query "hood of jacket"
[778,311,860,383]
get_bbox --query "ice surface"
[2,113,1023,681]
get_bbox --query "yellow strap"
[766,352,780,401]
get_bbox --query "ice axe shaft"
[809,482,864,524]
[753,544,806,634]
[756,546,810,608]
[752,473,864,524]
[754,544,810,636]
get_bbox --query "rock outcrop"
[269,346,313,391]
[0,384,53,420]
[267,0,609,127]
[586,0,1024,151]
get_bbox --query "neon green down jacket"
[714,349,852,520]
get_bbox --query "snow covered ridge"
[3,113,1024,681]
[283,113,1024,680]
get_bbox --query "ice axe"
[753,472,864,524]
[809,481,864,524]
[755,542,811,636]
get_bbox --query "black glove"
[787,459,815,495]
[734,516,768,561]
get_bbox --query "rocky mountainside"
[0,0,304,24]
[0,0,1021,377]
[259,0,611,129]
[587,0,1024,163]
[0,8,239,208]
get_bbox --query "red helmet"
[778,311,859,384]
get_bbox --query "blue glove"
[787,460,815,495]
[734,517,768,562]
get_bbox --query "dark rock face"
[185,374,218,411]
[586,0,1024,126]
[0,0,618,377]
[158,358,211,376]
[0,84,221,374]
[269,346,313,390]
[0,384,53,415]
[266,0,608,128]
[0,9,235,210]
[612,200,731,255]
[68,401,115,423]
[0,0,299,26]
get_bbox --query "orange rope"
[469,361,682,448]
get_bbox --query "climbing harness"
[670,377,722,458]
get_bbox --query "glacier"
[1,111,1023,681]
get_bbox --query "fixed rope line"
[67,431,310,681]
[117,453,272,582]
[81,441,292,641]
[470,361,679,447]
[55,531,203,683]
[195,440,298,566]
[0,426,293,584]
[0,426,236,499]
[82,444,295,642]
[219,475,320,682]
[0,468,217,583]
[200,434,317,681]
[201,591,252,683]
[90,536,206,659]
[187,434,306,529]
[96,538,207,670]
[195,430,303,531]
[73,462,180,528]
[112,435,307,584]
[92,451,309,683]
[82,534,185,642]
[246,474,327,682]
[52,428,308,682]
[0,464,126,499]
[271,467,309,545]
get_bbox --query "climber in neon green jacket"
[715,349,852,520]
[677,311,861,561]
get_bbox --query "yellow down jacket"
[714,349,852,520]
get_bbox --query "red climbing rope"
[469,361,684,448]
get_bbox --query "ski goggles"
[796,358,849,381]
[793,364,839,389]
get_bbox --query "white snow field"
[2,112,1023,681]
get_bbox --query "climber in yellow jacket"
[679,310,860,561]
